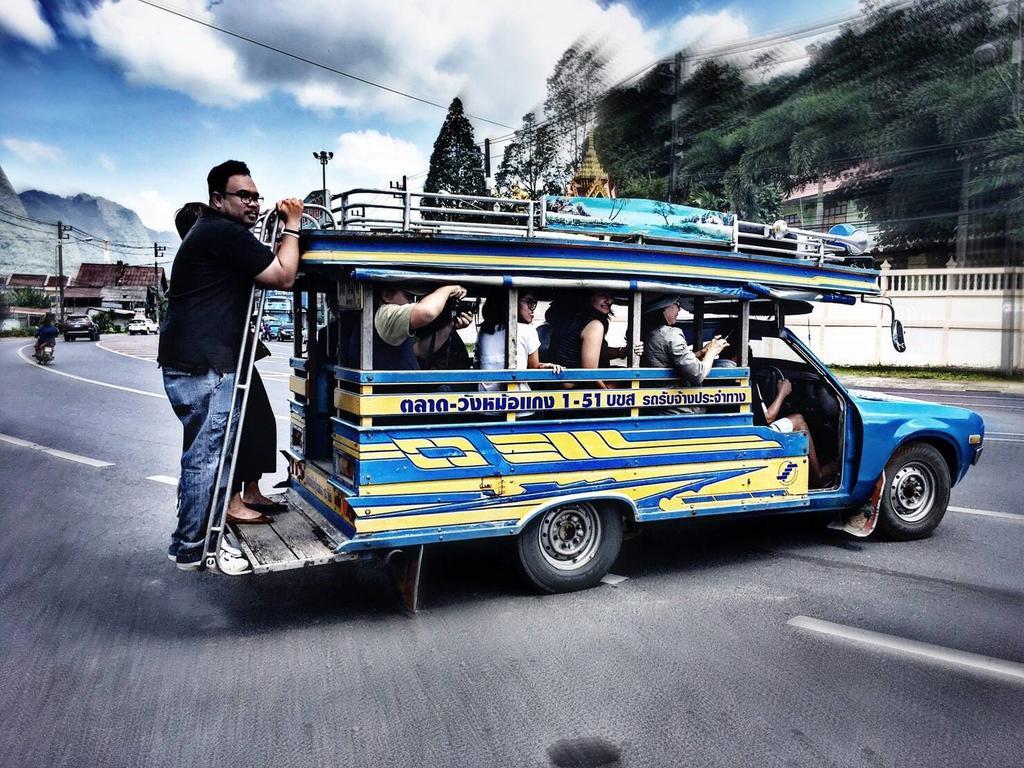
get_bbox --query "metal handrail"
[320,187,870,264]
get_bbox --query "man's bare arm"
[255,198,304,289]
[409,285,465,329]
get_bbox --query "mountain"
[0,165,56,275]
[0,164,178,279]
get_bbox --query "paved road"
[1,337,1022,768]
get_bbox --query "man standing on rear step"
[158,159,304,574]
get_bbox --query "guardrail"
[881,265,1024,295]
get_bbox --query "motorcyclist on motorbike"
[34,313,60,360]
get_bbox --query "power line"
[135,0,515,129]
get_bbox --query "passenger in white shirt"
[476,291,564,399]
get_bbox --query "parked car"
[277,322,294,341]
[127,318,159,335]
[63,314,99,342]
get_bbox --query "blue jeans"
[163,368,238,561]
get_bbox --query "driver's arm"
[764,378,792,423]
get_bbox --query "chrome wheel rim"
[537,503,601,571]
[889,462,937,523]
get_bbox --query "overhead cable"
[135,0,515,129]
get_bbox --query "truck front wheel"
[878,443,950,541]
[516,501,623,593]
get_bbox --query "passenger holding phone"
[641,294,728,414]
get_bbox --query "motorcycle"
[34,343,55,366]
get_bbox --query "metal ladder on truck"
[199,281,268,573]
[199,203,357,576]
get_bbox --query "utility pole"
[152,243,166,325]
[313,150,334,193]
[1014,0,1022,121]
[55,221,71,323]
[667,52,687,203]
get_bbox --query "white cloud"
[98,153,116,172]
[0,0,55,49]
[57,2,797,132]
[61,0,664,126]
[333,130,428,190]
[1,137,63,163]
[122,190,175,232]
[660,10,753,54]
[64,0,263,106]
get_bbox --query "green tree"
[593,61,673,200]
[424,97,486,219]
[8,287,51,308]
[494,112,559,198]
[545,43,608,184]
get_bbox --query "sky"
[0,0,856,234]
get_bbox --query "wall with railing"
[788,264,1024,372]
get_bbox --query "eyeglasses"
[519,297,538,309]
[219,189,264,206]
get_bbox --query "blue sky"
[0,0,856,233]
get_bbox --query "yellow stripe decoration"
[348,456,808,532]
[489,429,779,464]
[289,375,308,397]
[303,249,870,291]
[335,386,750,417]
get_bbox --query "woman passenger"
[476,291,564,391]
[640,294,728,413]
[549,290,642,389]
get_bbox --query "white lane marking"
[17,345,164,399]
[600,573,628,586]
[96,341,156,362]
[0,432,114,468]
[949,506,1023,522]
[788,616,1024,684]
[147,474,179,486]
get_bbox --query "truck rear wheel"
[516,501,622,593]
[877,443,950,541]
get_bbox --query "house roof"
[6,273,49,288]
[75,262,165,288]
[785,174,850,202]
[64,287,103,300]
[100,285,148,303]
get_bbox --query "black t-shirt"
[157,211,275,373]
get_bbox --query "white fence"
[789,265,1024,372]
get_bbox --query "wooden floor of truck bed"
[232,489,357,573]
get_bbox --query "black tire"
[91,333,99,341]
[64,335,73,342]
[516,501,623,593]
[877,443,951,541]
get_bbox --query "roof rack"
[316,188,873,268]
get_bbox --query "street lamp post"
[313,150,334,193]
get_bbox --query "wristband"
[280,230,300,240]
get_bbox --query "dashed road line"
[17,344,164,398]
[147,475,179,486]
[788,616,1024,684]
[0,432,114,468]
[949,506,1022,522]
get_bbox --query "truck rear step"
[233,488,356,573]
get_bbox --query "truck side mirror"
[891,318,906,353]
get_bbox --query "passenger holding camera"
[373,284,471,370]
